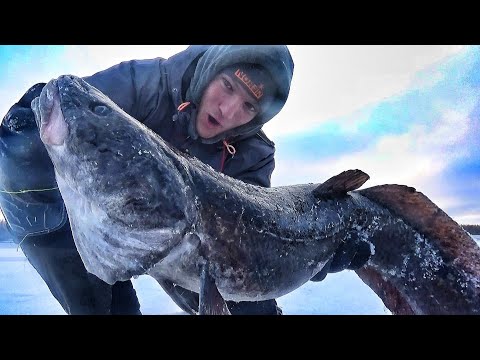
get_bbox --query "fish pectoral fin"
[313,169,370,199]
[157,278,199,315]
[310,258,333,282]
[198,263,231,315]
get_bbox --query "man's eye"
[245,102,257,113]
[223,78,232,90]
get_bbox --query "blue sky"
[270,45,480,225]
[0,45,478,224]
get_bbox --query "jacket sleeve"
[0,83,67,241]
[82,57,167,123]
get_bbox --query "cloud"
[274,102,474,181]
[454,211,480,225]
[265,45,467,137]
[271,46,480,224]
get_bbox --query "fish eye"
[91,104,111,116]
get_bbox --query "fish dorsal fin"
[313,169,370,199]
[359,184,480,277]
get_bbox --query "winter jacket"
[83,45,294,186]
[0,45,295,239]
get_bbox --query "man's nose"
[219,97,240,121]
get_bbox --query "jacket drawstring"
[220,139,236,173]
[173,101,191,122]
[223,140,236,156]
[177,102,191,112]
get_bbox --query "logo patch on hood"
[185,45,294,144]
[234,68,265,100]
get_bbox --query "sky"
[0,45,478,228]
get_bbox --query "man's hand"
[310,235,373,282]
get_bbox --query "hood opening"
[184,45,294,145]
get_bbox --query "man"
[0,45,371,315]
[0,45,294,315]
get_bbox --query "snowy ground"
[1,236,479,315]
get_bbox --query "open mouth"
[208,115,221,127]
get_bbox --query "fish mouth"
[32,78,68,146]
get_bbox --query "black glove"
[0,83,67,242]
[310,234,373,282]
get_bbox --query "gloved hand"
[310,234,373,282]
[0,83,67,241]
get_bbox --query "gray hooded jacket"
[83,45,294,187]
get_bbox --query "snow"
[1,235,478,315]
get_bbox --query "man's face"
[196,73,261,139]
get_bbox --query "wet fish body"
[31,75,480,314]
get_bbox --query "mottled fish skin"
[32,75,480,314]
[356,185,480,315]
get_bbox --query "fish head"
[31,75,192,230]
